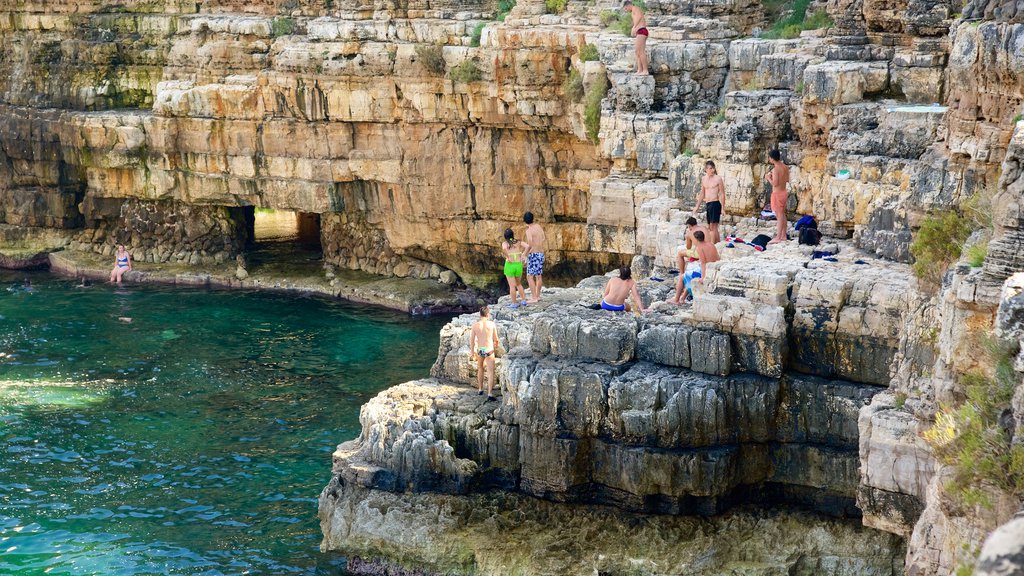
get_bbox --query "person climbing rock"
[693,160,725,245]
[765,149,790,245]
[622,0,649,75]
[469,305,501,401]
[524,211,546,303]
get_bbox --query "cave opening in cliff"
[247,208,323,274]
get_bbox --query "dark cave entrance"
[246,208,323,275]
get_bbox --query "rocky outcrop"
[319,243,922,572]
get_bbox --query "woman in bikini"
[110,244,132,285]
[501,229,529,308]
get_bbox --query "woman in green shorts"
[502,228,530,308]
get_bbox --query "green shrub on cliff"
[271,16,296,37]
[924,338,1024,510]
[450,60,482,82]
[762,0,833,39]
[545,0,567,13]
[415,44,446,75]
[563,69,584,102]
[579,43,600,62]
[584,77,608,143]
[910,211,970,286]
[470,22,486,47]
[496,0,516,20]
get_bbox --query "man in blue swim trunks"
[601,266,647,313]
[469,305,501,400]
[524,211,546,303]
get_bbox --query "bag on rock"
[795,215,817,230]
[749,234,771,251]
[799,227,822,246]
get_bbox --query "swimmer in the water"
[76,276,92,288]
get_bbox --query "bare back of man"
[695,239,720,279]
[602,267,646,313]
[469,309,500,399]
[525,220,546,303]
[766,151,790,244]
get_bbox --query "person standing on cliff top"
[469,306,500,401]
[765,149,790,245]
[622,0,649,76]
[693,160,725,245]
[524,212,546,304]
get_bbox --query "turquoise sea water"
[0,271,449,575]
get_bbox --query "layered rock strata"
[320,242,915,572]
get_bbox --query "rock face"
[319,245,920,572]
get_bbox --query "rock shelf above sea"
[318,238,929,574]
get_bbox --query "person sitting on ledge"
[601,266,646,313]
[669,217,707,304]
[691,229,720,287]
[110,244,132,285]
[469,305,501,401]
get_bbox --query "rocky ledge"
[41,248,480,314]
[319,238,916,573]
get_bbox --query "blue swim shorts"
[526,252,545,276]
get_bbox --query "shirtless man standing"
[765,149,790,245]
[622,0,649,76]
[469,305,501,401]
[693,160,725,245]
[524,212,546,303]
[601,267,647,313]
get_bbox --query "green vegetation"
[584,77,608,143]
[470,22,486,47]
[761,0,833,40]
[600,9,633,35]
[580,43,600,62]
[965,241,987,267]
[682,147,697,157]
[909,211,971,286]
[563,69,584,102]
[894,392,907,409]
[415,44,446,75]
[450,60,482,82]
[742,76,764,91]
[271,16,296,37]
[710,107,726,123]
[496,0,516,20]
[795,80,805,94]
[545,0,567,13]
[923,337,1024,511]
[1014,113,1023,123]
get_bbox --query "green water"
[0,271,449,575]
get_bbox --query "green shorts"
[503,261,523,278]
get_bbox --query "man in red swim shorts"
[622,0,649,75]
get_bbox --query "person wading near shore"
[693,160,725,244]
[600,267,647,313]
[622,0,649,75]
[765,149,791,245]
[469,305,501,401]
[523,212,546,303]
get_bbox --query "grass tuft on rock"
[545,0,567,13]
[470,22,486,47]
[496,0,516,20]
[415,44,446,75]
[761,0,833,39]
[924,337,1024,510]
[584,77,608,143]
[910,211,970,286]
[563,69,584,102]
[450,60,482,82]
[271,16,296,37]
[579,43,600,62]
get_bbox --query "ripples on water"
[0,271,449,575]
